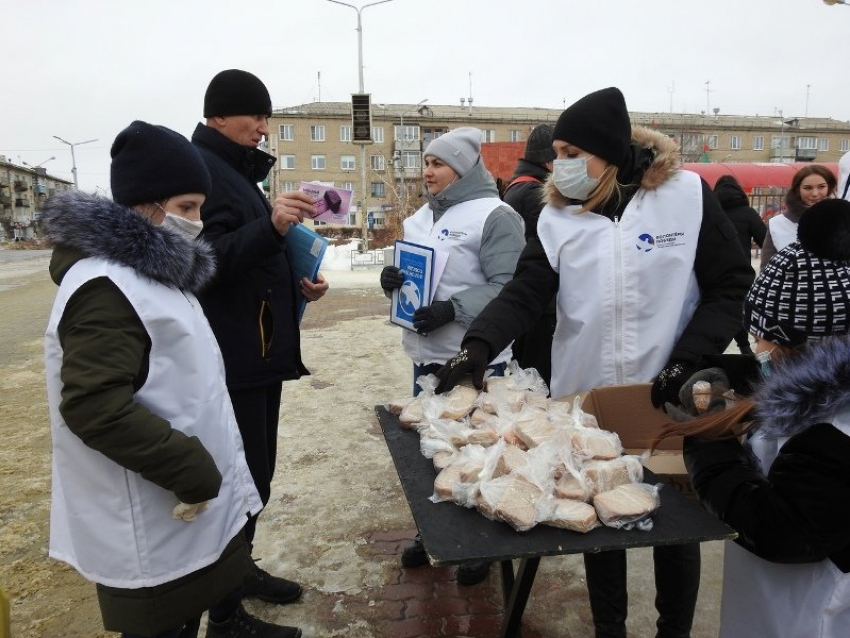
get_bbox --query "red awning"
[682,162,839,193]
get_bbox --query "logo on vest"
[636,231,686,251]
[438,228,468,241]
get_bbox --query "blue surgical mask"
[755,349,773,378]
[157,204,203,240]
[553,156,599,201]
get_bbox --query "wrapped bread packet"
[593,482,662,530]
[539,496,600,533]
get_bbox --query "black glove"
[663,367,731,422]
[650,359,700,409]
[434,339,491,393]
[412,300,455,335]
[380,265,404,292]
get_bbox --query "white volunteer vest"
[402,198,513,365]
[45,258,262,588]
[768,214,799,254]
[719,410,850,638]
[538,170,703,399]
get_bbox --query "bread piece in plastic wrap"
[469,408,501,428]
[440,384,480,420]
[514,410,562,448]
[540,497,599,533]
[480,388,527,415]
[582,456,644,496]
[554,472,591,501]
[399,397,424,428]
[477,474,544,531]
[387,396,414,415]
[493,444,530,478]
[433,450,455,470]
[593,482,661,530]
[570,427,622,460]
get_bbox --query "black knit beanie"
[203,69,272,118]
[745,198,850,347]
[524,124,556,165]
[110,121,211,207]
[552,87,632,167]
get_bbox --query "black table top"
[377,406,737,566]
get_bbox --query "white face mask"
[553,156,599,201]
[161,211,203,239]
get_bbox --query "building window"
[753,136,764,151]
[282,181,296,191]
[706,135,718,150]
[340,126,352,142]
[394,125,420,142]
[310,125,325,142]
[372,127,384,143]
[422,128,448,147]
[730,135,741,150]
[841,139,850,152]
[311,155,326,170]
[342,181,356,199]
[279,154,295,170]
[509,130,522,142]
[402,151,421,170]
[370,155,385,171]
[797,136,817,150]
[481,129,496,143]
[340,154,356,171]
[370,182,386,198]
[818,138,829,152]
[771,135,790,149]
[279,125,294,141]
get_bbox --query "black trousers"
[583,544,701,638]
[229,382,283,545]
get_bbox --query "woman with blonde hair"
[655,198,850,637]
[436,87,754,637]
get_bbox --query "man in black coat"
[192,69,329,608]
[502,124,557,386]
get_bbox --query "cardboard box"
[561,384,695,499]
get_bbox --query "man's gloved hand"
[172,500,210,522]
[380,266,404,292]
[650,359,700,409]
[435,339,491,393]
[412,300,455,335]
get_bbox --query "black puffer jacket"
[713,180,766,256]
[503,159,549,238]
[192,124,307,389]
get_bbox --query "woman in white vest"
[43,121,301,638]
[379,126,525,586]
[436,87,754,637]
[656,198,850,638]
[760,164,836,269]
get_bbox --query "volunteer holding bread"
[435,87,754,638]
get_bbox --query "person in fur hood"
[654,197,850,638]
[759,163,836,269]
[435,87,754,637]
[43,121,301,638]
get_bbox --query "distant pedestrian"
[760,164,836,268]
[713,174,766,355]
[503,123,557,386]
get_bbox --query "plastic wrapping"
[593,482,662,530]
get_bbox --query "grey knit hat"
[424,127,481,177]
[745,198,850,347]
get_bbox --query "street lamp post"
[326,0,395,251]
[53,135,98,189]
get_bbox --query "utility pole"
[326,0,395,251]
[53,136,97,189]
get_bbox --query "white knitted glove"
[171,501,210,522]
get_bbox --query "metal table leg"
[499,557,540,638]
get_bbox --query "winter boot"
[242,564,302,605]
[205,604,301,638]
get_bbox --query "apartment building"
[0,157,73,241]
[268,101,850,231]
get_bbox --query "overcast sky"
[3,0,847,193]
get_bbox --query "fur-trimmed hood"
[544,125,680,208]
[44,190,216,293]
[753,334,850,439]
